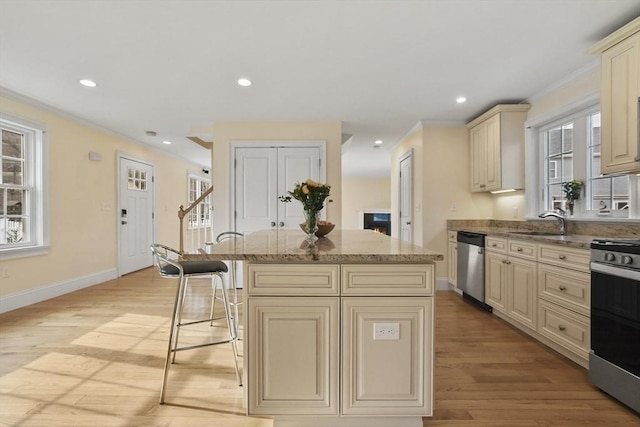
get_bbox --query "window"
[0,115,48,257]
[533,103,634,219]
[187,174,211,228]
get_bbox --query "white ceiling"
[1,1,639,178]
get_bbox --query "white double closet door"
[232,142,325,286]
[234,144,324,232]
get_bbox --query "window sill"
[0,245,50,260]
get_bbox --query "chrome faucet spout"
[538,209,567,235]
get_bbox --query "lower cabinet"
[341,297,433,415]
[485,243,537,331]
[447,230,457,287]
[246,263,434,419]
[247,297,340,415]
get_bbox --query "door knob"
[406,221,411,225]
[270,221,276,227]
[279,222,285,227]
[121,221,127,225]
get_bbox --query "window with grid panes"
[539,105,631,218]
[1,116,47,256]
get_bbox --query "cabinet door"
[507,257,537,331]
[247,297,339,415]
[448,241,458,287]
[469,123,486,192]
[485,251,507,313]
[341,297,433,416]
[484,113,501,191]
[600,33,640,174]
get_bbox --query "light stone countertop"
[184,229,444,263]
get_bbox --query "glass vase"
[303,209,320,242]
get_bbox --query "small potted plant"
[562,180,583,215]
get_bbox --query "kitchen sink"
[510,231,564,236]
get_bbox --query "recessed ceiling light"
[79,79,97,88]
[237,78,252,87]
[374,140,383,145]
[456,96,467,104]
[162,140,172,145]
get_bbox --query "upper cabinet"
[467,104,531,192]
[589,17,640,175]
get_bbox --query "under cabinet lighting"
[490,189,517,194]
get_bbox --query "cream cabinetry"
[447,230,457,287]
[467,104,531,192]
[485,238,537,331]
[246,262,434,420]
[589,17,640,174]
[536,244,591,366]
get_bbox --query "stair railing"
[178,186,214,253]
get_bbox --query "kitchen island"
[185,229,443,427]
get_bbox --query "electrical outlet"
[373,322,400,340]
[451,202,457,212]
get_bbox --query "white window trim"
[524,93,639,222]
[0,112,50,259]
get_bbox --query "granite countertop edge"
[447,226,598,249]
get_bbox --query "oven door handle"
[591,262,640,281]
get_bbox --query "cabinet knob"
[491,243,497,247]
[558,325,566,331]
[516,247,523,252]
[559,285,567,291]
[558,254,566,260]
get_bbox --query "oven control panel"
[591,249,639,269]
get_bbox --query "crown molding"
[525,60,599,105]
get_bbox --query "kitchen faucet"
[538,208,567,235]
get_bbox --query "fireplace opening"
[363,212,391,236]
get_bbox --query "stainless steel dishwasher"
[456,231,491,312]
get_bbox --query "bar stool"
[150,244,242,404]
[212,232,243,337]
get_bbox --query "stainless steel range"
[590,238,640,414]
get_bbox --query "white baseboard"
[436,277,452,291]
[0,268,118,314]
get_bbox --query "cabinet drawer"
[342,264,434,296]
[538,263,590,316]
[538,244,590,272]
[447,230,457,242]
[538,299,590,362]
[508,240,537,260]
[486,237,507,253]
[247,264,340,296]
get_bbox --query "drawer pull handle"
[517,247,523,252]
[492,243,497,247]
[558,254,566,260]
[559,285,567,291]
[558,325,566,331]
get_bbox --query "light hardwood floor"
[1,268,638,426]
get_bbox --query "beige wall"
[0,95,207,298]
[392,124,493,278]
[492,190,526,220]
[527,68,599,121]
[211,121,342,235]
[341,177,391,229]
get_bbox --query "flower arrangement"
[280,179,331,240]
[562,179,583,215]
[279,179,331,212]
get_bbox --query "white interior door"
[277,146,322,228]
[118,156,154,275]
[234,147,278,233]
[399,151,413,244]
